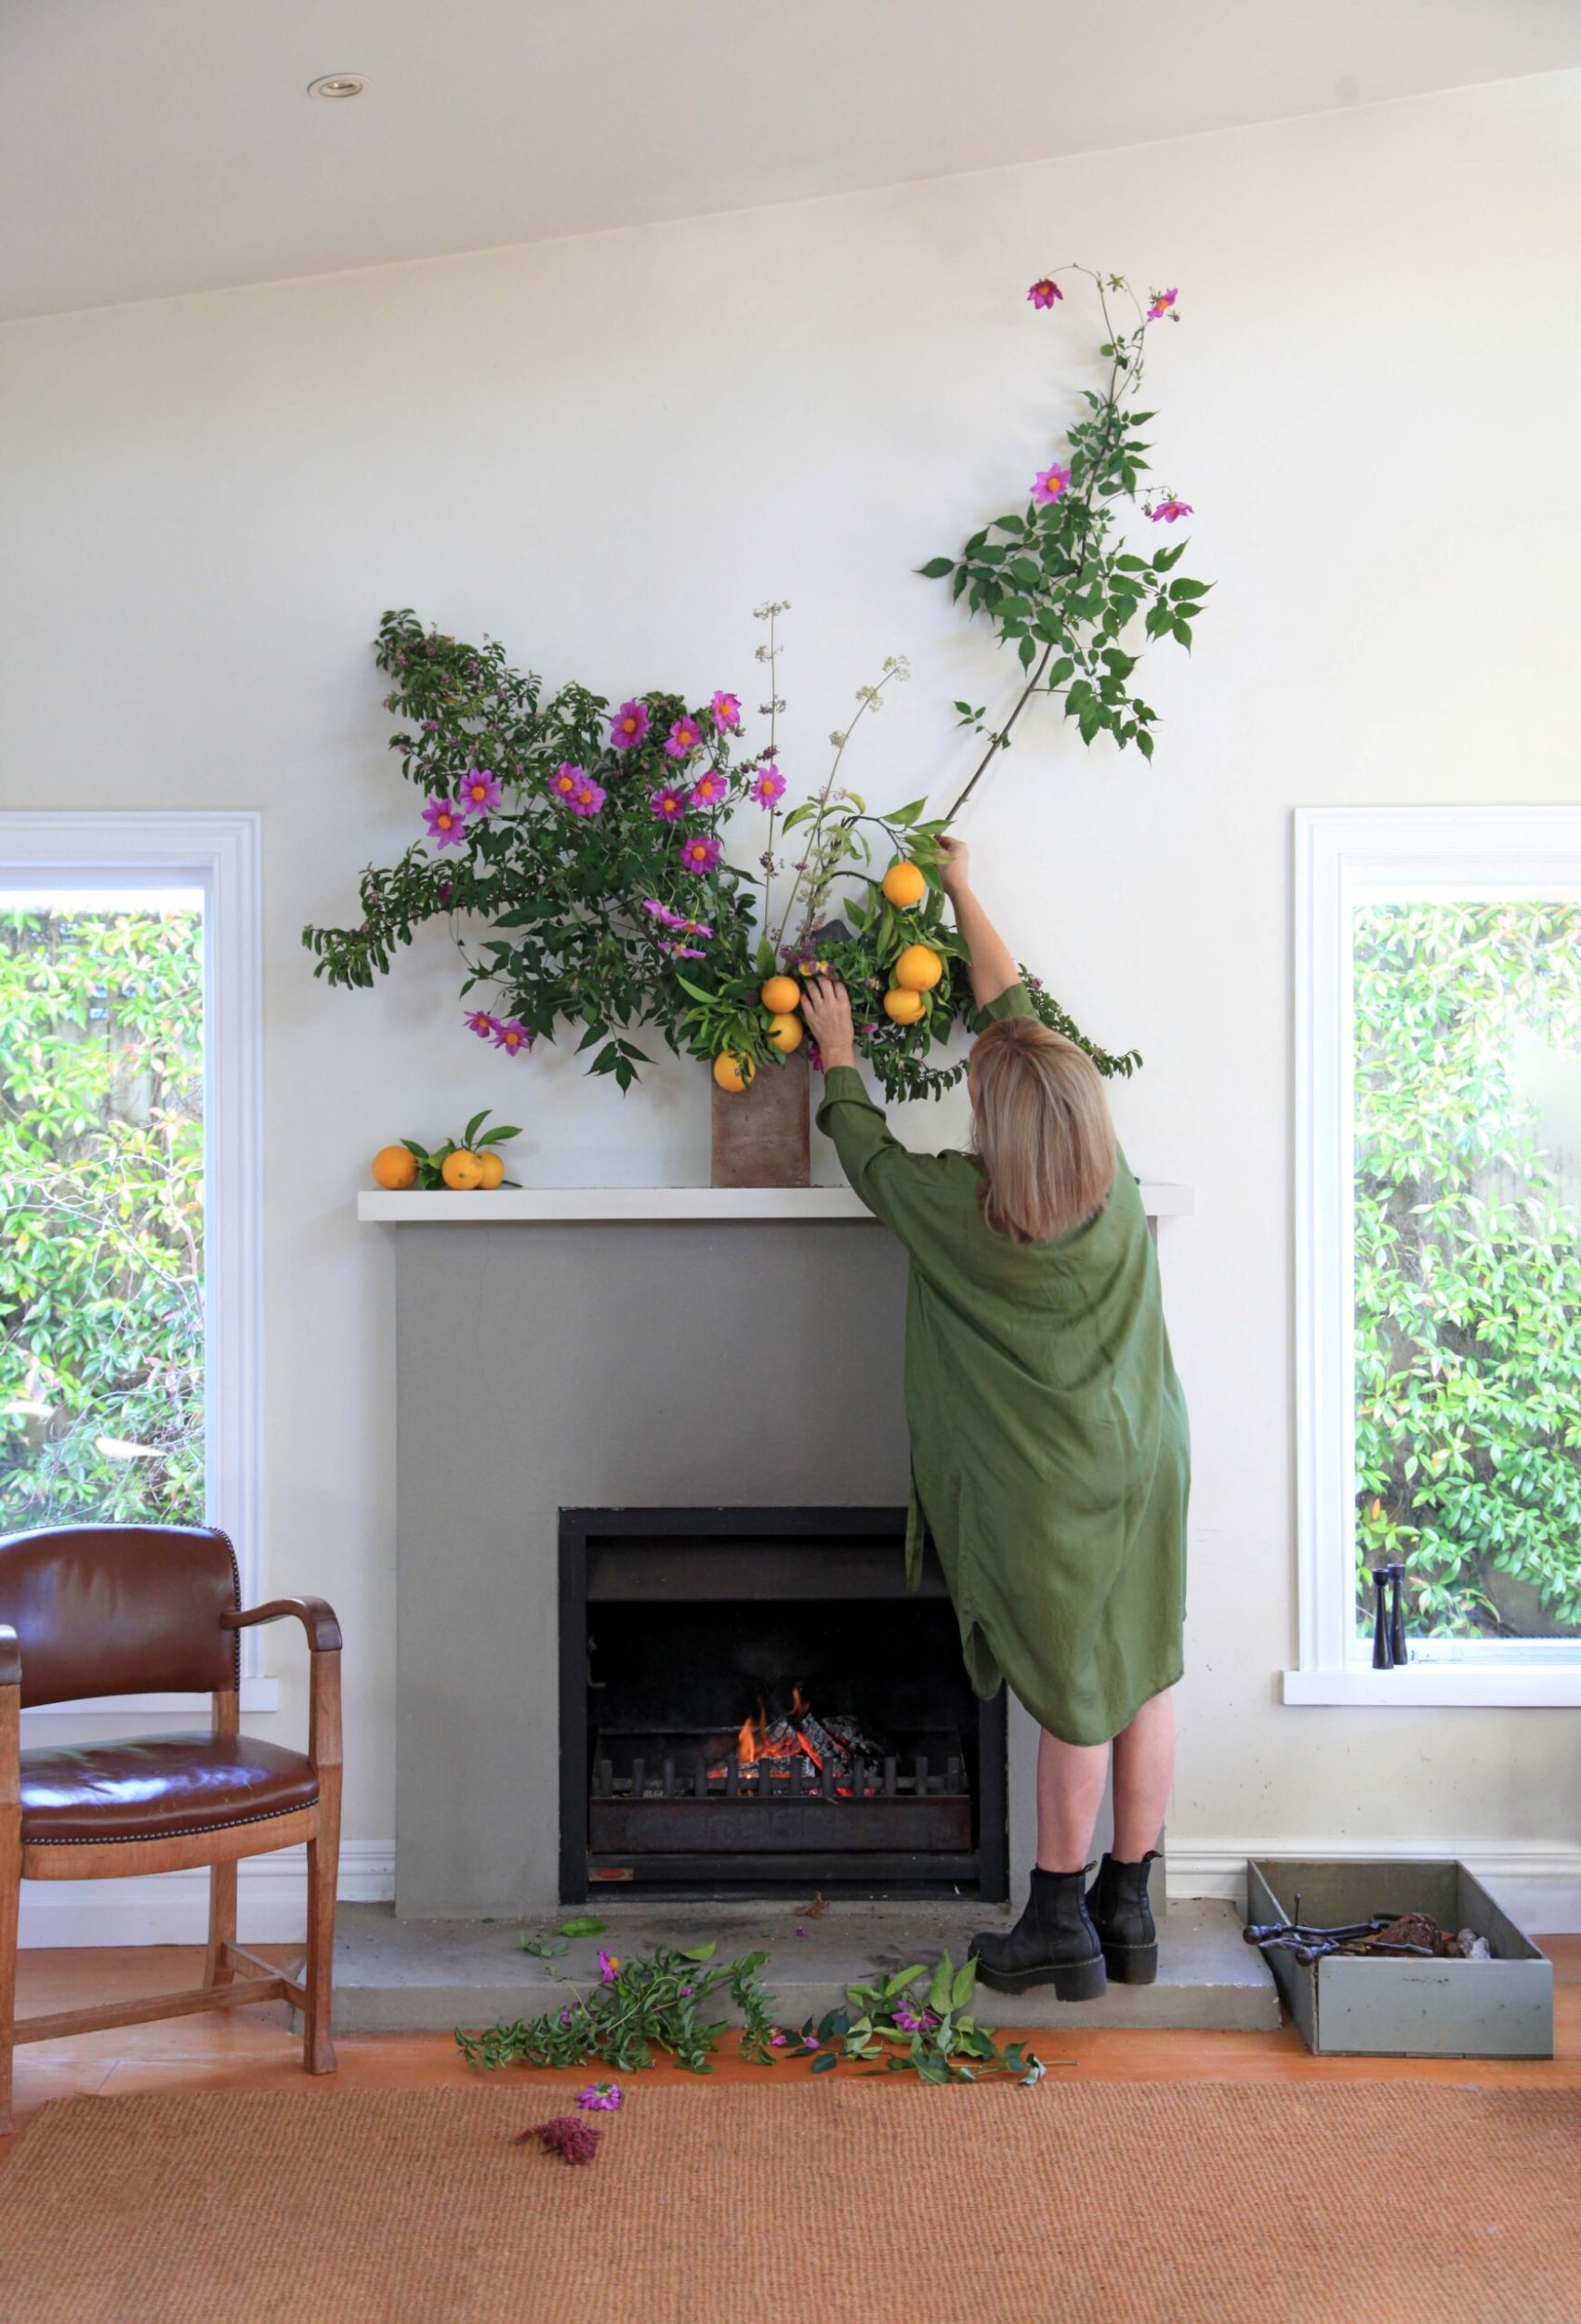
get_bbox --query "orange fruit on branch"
[713,1051,755,1093]
[766,1011,803,1053]
[441,1149,485,1189]
[893,944,943,992]
[883,986,927,1024]
[881,860,928,909]
[760,974,800,1014]
[474,1151,506,1189]
[371,1144,418,1190]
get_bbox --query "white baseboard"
[17,1841,394,1948]
[20,1837,1581,1945]
[1166,1841,1581,1933]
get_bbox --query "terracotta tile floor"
[5,1934,1577,2164]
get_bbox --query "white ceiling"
[6,1,1579,322]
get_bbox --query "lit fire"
[734,1686,823,1770]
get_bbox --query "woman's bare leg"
[1034,1728,1111,1873]
[1110,1685,1176,1859]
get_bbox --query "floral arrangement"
[303,269,1208,1099]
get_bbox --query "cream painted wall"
[4,73,1581,1889]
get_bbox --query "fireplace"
[558,1507,1008,1901]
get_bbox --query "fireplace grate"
[589,1727,972,1855]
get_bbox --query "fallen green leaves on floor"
[805,1950,1046,2085]
[456,1939,778,2074]
[458,1935,1047,2086]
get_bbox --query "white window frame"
[0,811,274,1714]
[1288,805,1581,1708]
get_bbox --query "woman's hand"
[938,835,972,901]
[800,976,858,1071]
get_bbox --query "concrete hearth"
[332,1897,1279,2035]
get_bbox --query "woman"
[800,838,1188,2000]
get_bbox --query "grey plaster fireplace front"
[367,1181,1193,1924]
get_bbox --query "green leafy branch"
[921,267,1210,816]
[808,1948,1048,2086]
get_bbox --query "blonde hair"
[969,1015,1118,1244]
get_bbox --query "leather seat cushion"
[20,1733,319,1846]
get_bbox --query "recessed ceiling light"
[308,74,367,100]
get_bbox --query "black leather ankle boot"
[969,1866,1107,2000]
[1087,1849,1160,1984]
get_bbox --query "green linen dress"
[815,982,1189,1748]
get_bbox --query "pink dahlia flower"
[422,798,468,849]
[649,785,687,822]
[688,768,728,810]
[569,774,607,817]
[710,690,743,733]
[464,1009,497,1040]
[1148,497,1193,523]
[492,1018,531,1056]
[665,716,704,759]
[1027,277,1062,309]
[549,762,582,803]
[457,767,502,817]
[1147,286,1179,320]
[1032,462,1072,507]
[679,833,722,875]
[610,699,651,750]
[577,2082,624,2112]
[750,764,785,809]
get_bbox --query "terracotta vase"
[709,1050,810,1187]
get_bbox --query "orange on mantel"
[371,1145,418,1190]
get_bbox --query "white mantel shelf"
[357,1181,1194,1223]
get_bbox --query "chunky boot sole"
[1100,1937,1158,1986]
[973,1951,1108,2001]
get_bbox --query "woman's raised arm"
[938,838,1019,1010]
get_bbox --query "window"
[1290,808,1581,1706]
[0,813,263,1700]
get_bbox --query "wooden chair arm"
[0,1623,18,1688]
[223,1597,342,1654]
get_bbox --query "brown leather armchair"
[0,1522,343,2133]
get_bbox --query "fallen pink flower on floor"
[516,2117,603,2165]
[598,1948,621,1984]
[577,2082,624,2112]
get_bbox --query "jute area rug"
[2,2080,1577,2324]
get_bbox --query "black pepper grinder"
[1371,1568,1394,1669]
[1387,1561,1407,1667]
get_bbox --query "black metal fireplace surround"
[559,1508,1008,1902]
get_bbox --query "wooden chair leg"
[302,1781,340,2075]
[0,1806,19,2139]
[204,1858,237,1987]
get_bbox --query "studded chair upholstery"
[0,1523,343,2133]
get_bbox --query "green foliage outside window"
[0,905,205,1532]
[1354,901,1581,1640]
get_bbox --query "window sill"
[1284,1666,1581,1709]
[20,1678,281,1722]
